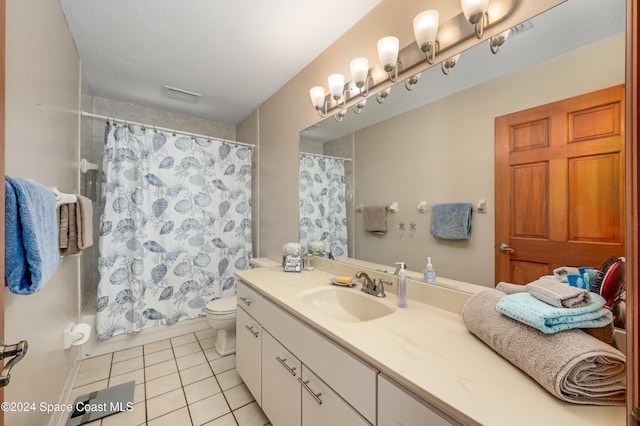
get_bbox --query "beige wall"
[5,0,81,424]
[354,33,625,286]
[250,0,564,261]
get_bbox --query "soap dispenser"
[424,257,437,284]
[396,262,408,308]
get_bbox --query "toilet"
[205,258,280,356]
[205,295,238,356]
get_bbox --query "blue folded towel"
[430,203,472,240]
[5,176,59,294]
[496,292,612,334]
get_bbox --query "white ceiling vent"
[162,85,202,104]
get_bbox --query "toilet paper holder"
[64,322,92,350]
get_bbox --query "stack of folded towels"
[462,279,625,406]
[496,278,612,334]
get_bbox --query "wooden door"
[495,85,625,285]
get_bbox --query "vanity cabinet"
[262,329,369,426]
[261,330,301,426]
[235,306,262,406]
[236,280,376,425]
[301,366,370,426]
[377,375,459,426]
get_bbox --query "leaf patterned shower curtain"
[298,153,347,258]
[97,124,252,340]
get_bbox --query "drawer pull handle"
[276,356,297,376]
[298,377,322,405]
[245,325,259,338]
[239,296,252,306]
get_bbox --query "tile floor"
[67,329,271,426]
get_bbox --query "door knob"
[0,340,28,387]
[499,243,515,253]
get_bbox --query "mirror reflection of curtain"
[299,153,347,257]
[97,123,253,340]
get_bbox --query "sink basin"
[298,286,396,322]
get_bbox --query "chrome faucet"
[356,271,391,298]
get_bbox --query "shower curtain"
[96,123,252,340]
[298,153,347,258]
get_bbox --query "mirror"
[299,0,626,288]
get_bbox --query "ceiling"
[59,0,383,124]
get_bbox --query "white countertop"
[236,266,625,426]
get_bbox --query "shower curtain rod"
[300,151,352,162]
[81,111,255,148]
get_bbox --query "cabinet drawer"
[262,331,302,426]
[378,375,459,426]
[301,366,370,426]
[237,280,265,322]
[236,307,262,405]
[261,297,377,424]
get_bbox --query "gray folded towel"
[76,194,94,249]
[462,289,626,406]
[495,281,527,295]
[527,278,591,308]
[58,204,69,249]
[363,206,387,235]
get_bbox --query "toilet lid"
[205,295,237,314]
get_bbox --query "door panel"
[495,85,625,285]
[1,0,6,423]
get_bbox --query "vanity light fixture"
[413,10,440,65]
[460,0,490,39]
[376,87,391,104]
[441,54,461,75]
[490,28,510,54]
[309,86,330,117]
[350,57,373,97]
[334,109,348,122]
[377,36,400,82]
[404,73,421,91]
[352,98,367,114]
[328,73,346,107]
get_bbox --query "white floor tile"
[146,372,182,399]
[75,364,111,387]
[101,401,146,426]
[203,412,238,426]
[146,388,187,420]
[180,363,214,386]
[176,351,208,371]
[68,379,109,404]
[198,336,216,350]
[188,393,230,426]
[145,348,175,367]
[184,377,222,404]
[109,369,145,387]
[210,355,235,374]
[145,359,178,382]
[80,353,113,372]
[111,356,144,377]
[174,341,202,358]
[216,368,243,391]
[233,401,269,426]
[171,333,197,347]
[195,328,216,340]
[147,406,192,426]
[204,348,223,362]
[224,384,254,410]
[112,346,144,363]
[144,339,172,355]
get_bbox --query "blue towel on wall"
[430,203,472,240]
[5,176,59,294]
[495,292,613,334]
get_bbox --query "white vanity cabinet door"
[301,366,371,426]
[261,330,302,426]
[237,280,265,322]
[377,375,458,426]
[236,307,262,405]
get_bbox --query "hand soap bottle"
[396,262,408,308]
[424,257,437,284]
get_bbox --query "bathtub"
[78,303,210,359]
